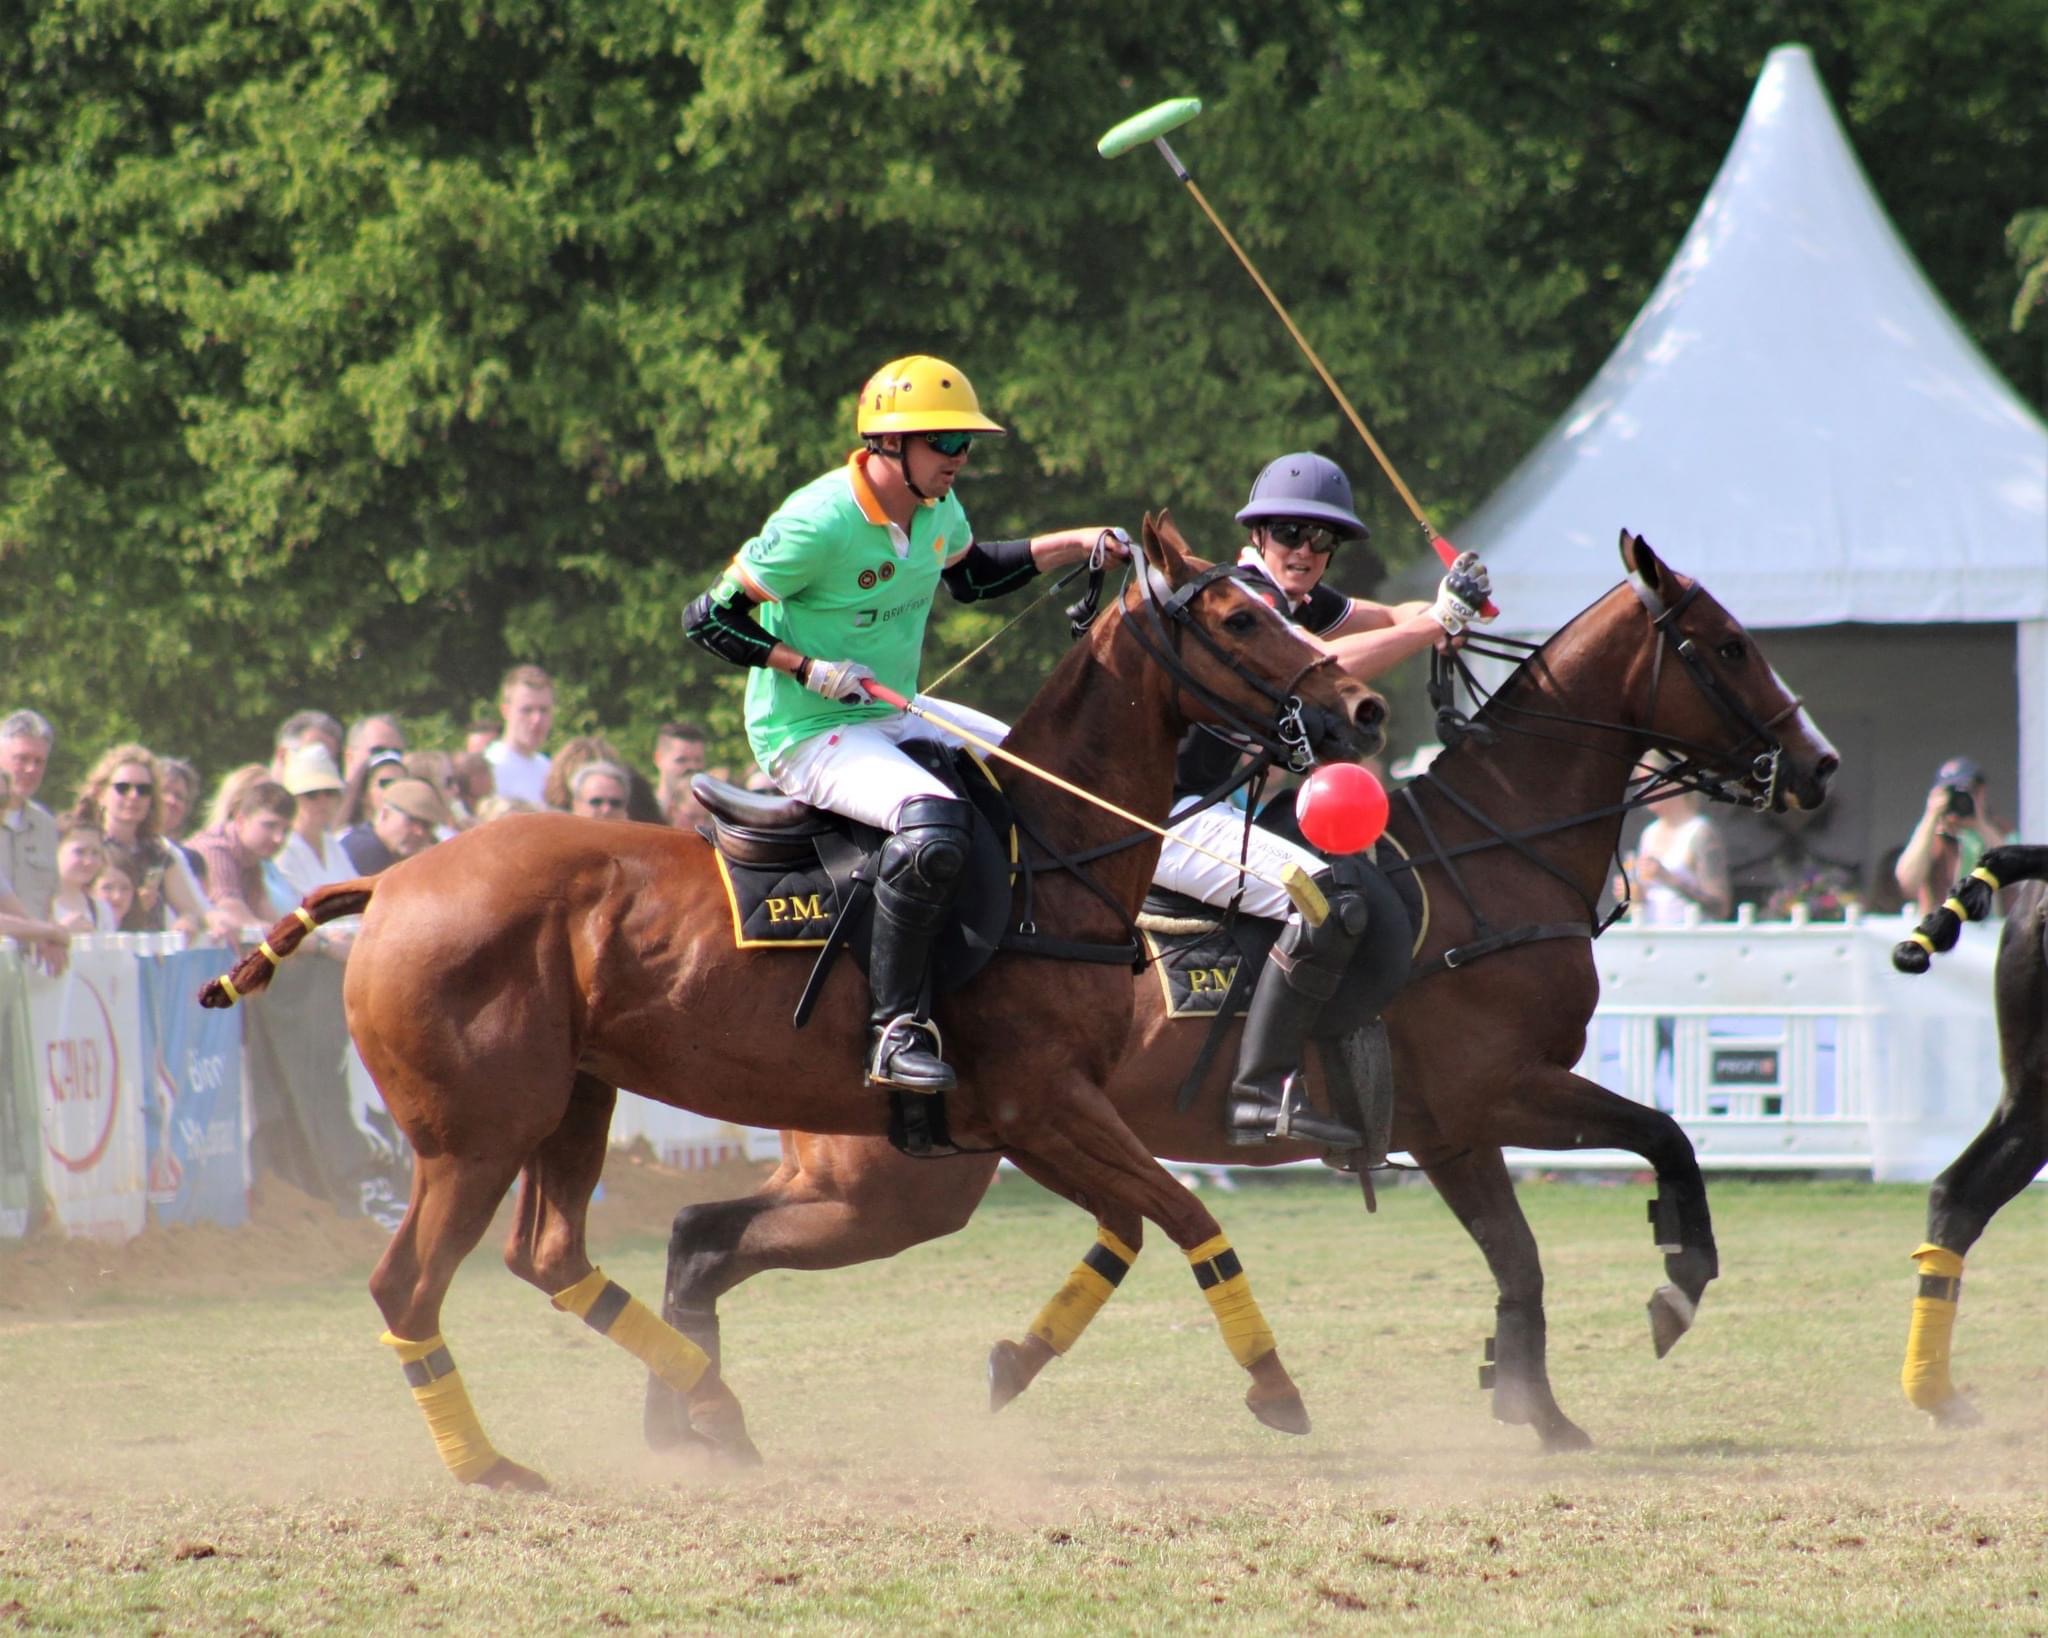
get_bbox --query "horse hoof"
[1538,1419,1595,1454]
[687,1400,764,1467]
[1247,1389,1311,1436]
[473,1457,550,1493]
[986,1337,1053,1413]
[1928,1394,1984,1430]
[1647,1283,1697,1359]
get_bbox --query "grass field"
[1,1170,2042,1634]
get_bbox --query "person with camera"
[1894,756,2017,916]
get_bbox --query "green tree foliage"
[3,1,2040,789]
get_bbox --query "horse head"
[1619,531,1838,812]
[1122,510,1386,769]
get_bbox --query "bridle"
[1629,576,1803,813]
[1002,551,1353,964]
[1392,574,1810,972]
[1102,557,1341,775]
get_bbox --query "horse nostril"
[1815,754,1840,786]
[1356,697,1387,730]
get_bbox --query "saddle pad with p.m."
[702,741,1014,996]
[1139,834,1427,1024]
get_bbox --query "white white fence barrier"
[1495,908,2008,1182]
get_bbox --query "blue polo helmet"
[1235,452,1369,539]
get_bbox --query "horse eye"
[1223,609,1257,634]
[1717,639,1747,663]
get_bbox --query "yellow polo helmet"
[856,355,1006,437]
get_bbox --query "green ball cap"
[1096,97,1203,158]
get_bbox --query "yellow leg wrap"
[1027,1226,1138,1355]
[1185,1232,1275,1368]
[552,1266,710,1395]
[381,1332,502,1483]
[1901,1244,1965,1411]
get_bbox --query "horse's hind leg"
[498,1074,753,1462]
[646,1133,1000,1455]
[368,1146,545,1490]
[986,1155,1144,1412]
[1905,1066,2048,1422]
[1419,1142,1592,1454]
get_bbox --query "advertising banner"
[139,948,248,1228]
[26,946,147,1242]
[0,954,43,1238]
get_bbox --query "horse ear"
[1146,508,1193,581]
[1619,529,1667,597]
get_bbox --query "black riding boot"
[867,795,975,1093]
[1227,868,1370,1147]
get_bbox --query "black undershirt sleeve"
[941,538,1038,603]
[682,580,777,668]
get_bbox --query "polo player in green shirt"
[684,354,1126,1093]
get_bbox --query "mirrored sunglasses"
[111,781,155,797]
[1266,520,1338,553]
[920,430,975,457]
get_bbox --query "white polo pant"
[1154,798,1323,921]
[768,695,1010,832]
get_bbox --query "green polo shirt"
[719,452,972,765]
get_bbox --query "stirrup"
[1228,1072,1364,1150]
[867,1013,955,1094]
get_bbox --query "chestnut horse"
[200,515,1383,1488]
[646,532,1840,1457]
[1892,844,2048,1424]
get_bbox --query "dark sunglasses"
[111,781,155,797]
[372,772,404,790]
[920,430,975,457]
[580,796,626,812]
[1266,520,1338,553]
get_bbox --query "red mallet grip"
[860,678,911,709]
[1431,535,1499,618]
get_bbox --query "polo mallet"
[859,679,1330,925]
[1096,98,1497,616]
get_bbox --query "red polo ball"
[1295,762,1389,854]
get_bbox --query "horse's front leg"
[1476,1064,1719,1356]
[999,1078,1309,1436]
[986,1154,1144,1412]
[648,1132,1000,1456]
[1418,1141,1592,1453]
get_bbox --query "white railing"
[1495,907,2007,1181]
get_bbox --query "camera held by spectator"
[1894,755,2016,916]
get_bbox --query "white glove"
[799,656,879,703]
[1429,552,1493,635]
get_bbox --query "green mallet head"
[1096,97,1203,159]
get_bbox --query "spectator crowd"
[0,668,738,973]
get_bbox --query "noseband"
[1116,560,1338,774]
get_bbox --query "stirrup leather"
[867,1012,953,1092]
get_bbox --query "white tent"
[1437,43,2048,871]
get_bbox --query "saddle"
[691,742,1015,1023]
[1138,819,1426,1174]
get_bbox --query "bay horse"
[199,515,1385,1489]
[1892,843,2048,1424]
[646,531,1840,1457]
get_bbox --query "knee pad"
[880,796,975,897]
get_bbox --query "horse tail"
[198,879,378,1008]
[1892,844,2048,974]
